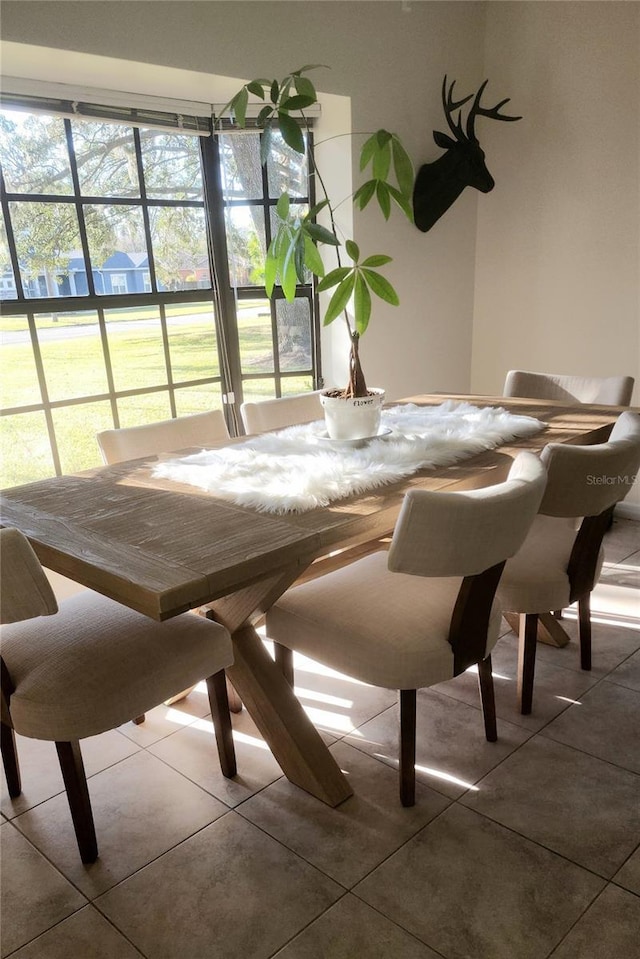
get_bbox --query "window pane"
[117,391,172,427]
[0,213,17,299]
[219,133,262,200]
[0,110,73,195]
[36,310,108,401]
[238,300,274,374]
[267,130,308,199]
[174,384,224,416]
[281,375,314,396]
[105,306,167,390]
[226,206,265,288]
[0,411,55,487]
[73,121,140,197]
[140,131,204,200]
[148,207,210,292]
[166,302,219,381]
[0,314,41,409]
[10,201,83,298]
[52,400,113,474]
[241,378,276,405]
[276,298,312,372]
[84,204,148,295]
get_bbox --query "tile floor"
[1,519,639,959]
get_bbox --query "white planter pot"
[320,388,385,440]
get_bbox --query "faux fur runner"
[153,401,545,514]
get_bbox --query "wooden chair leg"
[477,657,497,742]
[206,671,237,779]
[1,722,21,797]
[55,741,98,864]
[552,610,563,619]
[132,715,145,725]
[578,595,592,671]
[517,613,538,715]
[274,642,294,688]
[399,689,416,807]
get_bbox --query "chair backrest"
[97,410,229,464]
[539,410,640,518]
[503,370,634,406]
[240,391,323,434]
[388,451,548,579]
[0,528,58,625]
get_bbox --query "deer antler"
[442,76,474,142]
[466,79,522,141]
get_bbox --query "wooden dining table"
[0,394,623,807]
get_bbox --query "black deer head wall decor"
[412,76,522,232]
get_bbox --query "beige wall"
[0,0,486,400]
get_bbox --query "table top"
[0,394,623,621]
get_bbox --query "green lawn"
[0,303,312,488]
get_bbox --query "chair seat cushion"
[498,515,604,614]
[266,552,502,690]
[2,592,233,741]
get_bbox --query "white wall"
[0,0,486,400]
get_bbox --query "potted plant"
[219,65,414,439]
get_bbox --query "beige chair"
[0,528,236,864]
[97,409,229,464]
[503,370,634,406]
[498,411,640,715]
[267,452,547,806]
[240,391,323,435]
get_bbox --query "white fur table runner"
[153,401,545,514]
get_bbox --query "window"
[0,100,320,487]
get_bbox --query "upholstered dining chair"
[0,527,236,864]
[240,391,323,435]
[503,370,635,407]
[97,408,229,464]
[498,411,640,715]
[266,452,547,806]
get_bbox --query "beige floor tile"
[522,615,640,678]
[97,813,342,959]
[9,906,143,959]
[438,634,599,732]
[604,648,640,692]
[613,846,640,896]
[117,683,213,747]
[0,822,86,957]
[542,681,640,773]
[149,707,283,807]
[346,688,530,799]
[239,741,450,888]
[461,736,640,877]
[354,804,604,959]
[1,730,140,819]
[548,884,640,959]
[603,520,639,564]
[13,750,229,898]
[274,893,442,958]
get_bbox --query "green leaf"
[354,273,372,335]
[359,133,378,172]
[316,267,351,292]
[362,268,399,306]
[391,137,414,196]
[387,184,414,222]
[306,199,330,218]
[270,80,280,104]
[353,179,377,211]
[246,81,266,99]
[361,254,392,268]
[276,193,290,219]
[234,87,249,127]
[323,273,356,325]
[265,240,279,298]
[303,235,325,278]
[257,105,274,126]
[376,180,391,220]
[294,76,317,100]
[304,222,340,246]
[280,94,316,111]
[294,233,306,284]
[345,239,360,262]
[376,129,392,148]
[372,139,391,181]
[260,122,274,166]
[278,113,305,154]
[281,237,298,300]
